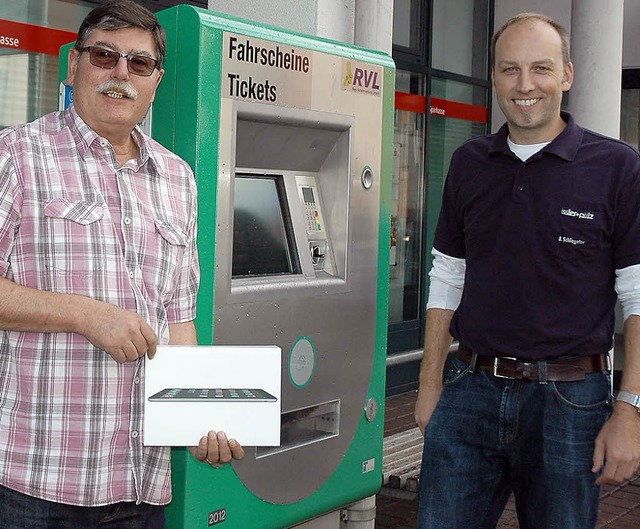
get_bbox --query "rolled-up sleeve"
[426,248,465,310]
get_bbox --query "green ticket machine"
[62,4,394,528]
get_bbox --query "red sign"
[0,19,76,56]
[395,91,427,114]
[395,91,488,124]
[430,97,488,123]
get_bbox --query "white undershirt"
[507,136,551,161]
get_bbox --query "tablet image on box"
[148,387,278,402]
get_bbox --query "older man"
[0,1,243,527]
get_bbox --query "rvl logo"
[353,67,380,90]
[343,61,382,95]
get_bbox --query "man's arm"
[414,249,465,433]
[414,308,455,434]
[593,314,640,484]
[168,321,198,345]
[0,276,157,362]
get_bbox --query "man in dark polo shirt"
[414,12,640,529]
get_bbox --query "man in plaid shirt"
[0,1,244,527]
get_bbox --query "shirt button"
[134,377,140,384]
[124,217,131,225]
[518,186,524,191]
[131,431,139,439]
[129,271,134,278]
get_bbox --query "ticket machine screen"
[232,174,299,277]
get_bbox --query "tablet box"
[144,345,281,447]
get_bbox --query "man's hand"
[593,403,640,484]
[414,385,442,435]
[190,431,245,467]
[80,301,158,363]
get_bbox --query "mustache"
[95,80,138,100]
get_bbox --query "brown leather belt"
[457,344,609,382]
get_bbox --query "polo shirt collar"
[489,111,583,162]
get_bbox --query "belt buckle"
[493,356,517,379]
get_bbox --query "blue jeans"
[418,354,612,529]
[0,485,166,529]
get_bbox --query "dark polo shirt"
[435,112,640,360]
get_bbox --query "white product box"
[144,345,281,447]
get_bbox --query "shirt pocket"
[153,219,188,299]
[42,198,106,292]
[44,198,104,225]
[546,202,603,261]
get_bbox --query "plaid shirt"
[0,106,199,506]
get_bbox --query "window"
[428,77,488,186]
[389,71,426,325]
[393,0,427,59]
[388,0,493,394]
[621,69,640,149]
[0,0,94,129]
[431,0,489,79]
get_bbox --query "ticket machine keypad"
[302,186,323,232]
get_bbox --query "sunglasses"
[78,46,159,77]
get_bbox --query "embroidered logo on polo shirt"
[560,207,594,220]
[558,236,585,245]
